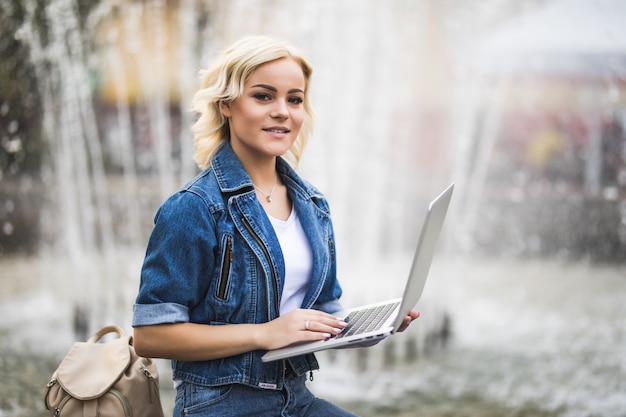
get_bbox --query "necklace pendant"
[266,195,272,203]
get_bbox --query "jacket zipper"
[241,216,280,317]
[306,354,315,381]
[218,235,233,300]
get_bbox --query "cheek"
[237,105,266,123]
[291,110,306,129]
[229,109,261,132]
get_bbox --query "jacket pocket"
[217,235,233,300]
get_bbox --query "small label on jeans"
[258,382,277,390]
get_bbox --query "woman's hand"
[257,309,347,351]
[397,310,420,332]
[339,309,421,349]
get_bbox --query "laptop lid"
[391,182,454,331]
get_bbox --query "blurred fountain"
[10,0,214,335]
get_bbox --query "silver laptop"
[261,183,454,362]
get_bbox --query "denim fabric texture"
[173,375,360,417]
[133,141,344,389]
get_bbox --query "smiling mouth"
[263,128,290,133]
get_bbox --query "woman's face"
[221,57,306,162]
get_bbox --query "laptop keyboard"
[334,301,400,339]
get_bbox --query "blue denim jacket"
[133,141,343,390]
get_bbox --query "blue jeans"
[173,373,360,417]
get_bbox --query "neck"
[240,158,277,188]
[228,141,278,188]
[248,167,276,189]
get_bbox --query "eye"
[288,96,304,105]
[253,93,272,101]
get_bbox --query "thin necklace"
[254,173,277,203]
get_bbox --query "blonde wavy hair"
[190,36,315,169]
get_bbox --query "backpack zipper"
[44,379,57,411]
[109,389,132,417]
[52,389,131,417]
[140,366,160,403]
[53,394,70,417]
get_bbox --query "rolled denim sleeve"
[132,302,189,326]
[314,299,344,315]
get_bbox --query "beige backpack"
[44,325,165,417]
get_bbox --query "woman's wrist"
[250,322,270,351]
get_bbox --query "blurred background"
[1,0,625,416]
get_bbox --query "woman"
[132,36,419,417]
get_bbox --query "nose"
[270,100,289,120]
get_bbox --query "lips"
[263,127,290,133]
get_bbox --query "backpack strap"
[87,325,125,343]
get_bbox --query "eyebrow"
[251,84,304,94]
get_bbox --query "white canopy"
[476,0,626,75]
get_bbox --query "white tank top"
[269,208,313,315]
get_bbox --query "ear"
[219,101,232,118]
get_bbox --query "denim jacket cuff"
[315,299,343,315]
[132,302,189,326]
